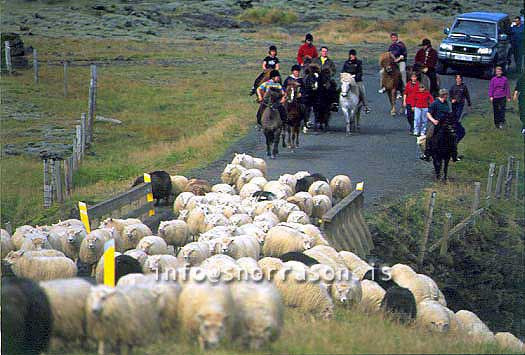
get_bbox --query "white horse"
[339,73,362,135]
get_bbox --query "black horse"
[315,68,339,131]
[302,63,320,129]
[428,114,458,182]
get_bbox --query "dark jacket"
[388,41,407,62]
[449,83,471,106]
[415,47,438,69]
[312,56,336,77]
[283,75,304,89]
[341,59,363,82]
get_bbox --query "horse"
[282,80,303,149]
[302,62,320,129]
[315,68,339,131]
[339,73,362,135]
[428,116,458,182]
[379,52,402,116]
[261,88,283,159]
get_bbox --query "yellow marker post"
[356,181,364,191]
[144,173,155,217]
[78,201,91,233]
[103,239,115,287]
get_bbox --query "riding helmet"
[305,33,313,41]
[269,45,277,53]
[270,70,281,79]
[348,49,357,56]
[291,64,301,72]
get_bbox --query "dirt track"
[188,68,489,209]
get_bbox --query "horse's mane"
[340,72,356,84]
[379,52,393,66]
[308,63,320,73]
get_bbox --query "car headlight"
[440,43,453,51]
[477,47,492,55]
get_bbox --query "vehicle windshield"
[450,19,496,40]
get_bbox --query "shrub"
[239,7,298,25]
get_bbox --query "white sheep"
[170,175,189,196]
[173,191,195,215]
[202,213,231,233]
[221,163,247,185]
[178,282,236,350]
[46,224,87,260]
[19,232,52,251]
[236,168,264,191]
[123,249,149,267]
[229,213,253,227]
[232,153,255,168]
[287,210,310,224]
[178,241,211,266]
[54,219,86,229]
[418,273,443,304]
[359,279,386,313]
[330,175,353,202]
[79,228,119,265]
[264,181,293,200]
[11,225,38,249]
[258,257,284,280]
[240,182,262,200]
[236,257,262,279]
[98,218,141,241]
[186,205,207,235]
[234,223,267,245]
[417,300,452,333]
[158,220,190,248]
[40,278,92,344]
[5,250,77,281]
[339,251,372,278]
[252,157,267,176]
[278,174,297,193]
[494,332,524,353]
[294,171,310,180]
[1,229,14,258]
[216,235,260,260]
[253,211,280,232]
[200,254,242,280]
[443,307,464,334]
[143,254,184,274]
[274,268,334,319]
[287,192,314,216]
[284,223,329,246]
[272,200,300,222]
[249,176,268,189]
[121,223,152,250]
[390,263,417,283]
[263,225,314,257]
[86,285,161,355]
[136,236,169,255]
[308,180,333,201]
[94,251,122,284]
[199,226,235,241]
[230,281,284,349]
[312,194,332,220]
[331,277,362,307]
[304,245,347,270]
[455,310,496,344]
[211,183,236,195]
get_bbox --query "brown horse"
[282,81,303,149]
[261,88,283,159]
[379,52,402,116]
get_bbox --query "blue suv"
[437,12,512,78]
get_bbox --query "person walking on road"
[403,72,420,134]
[449,74,471,122]
[513,73,525,134]
[510,16,524,72]
[312,46,337,78]
[341,49,371,113]
[413,84,434,136]
[379,32,407,94]
[414,38,439,97]
[488,66,511,129]
[297,33,318,68]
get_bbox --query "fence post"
[418,191,436,266]
[33,48,39,84]
[472,182,481,226]
[55,160,64,203]
[4,41,12,74]
[72,136,78,171]
[495,165,505,199]
[440,212,452,257]
[87,65,97,146]
[44,159,52,207]
[504,156,514,200]
[75,125,82,163]
[486,163,496,206]
[80,113,87,158]
[64,157,71,197]
[63,61,68,97]
[515,160,520,200]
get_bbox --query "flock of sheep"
[1,152,524,354]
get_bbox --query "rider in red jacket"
[297,33,318,67]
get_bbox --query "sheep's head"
[302,236,314,250]
[333,281,352,304]
[87,235,99,250]
[430,320,450,333]
[197,312,229,350]
[67,229,83,244]
[89,286,117,317]
[219,238,234,254]
[4,250,24,264]
[181,247,196,263]
[206,240,221,255]
[145,255,161,273]
[139,240,153,253]
[245,315,276,350]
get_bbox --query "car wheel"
[436,60,448,75]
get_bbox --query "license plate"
[454,54,473,61]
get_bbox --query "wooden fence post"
[55,160,64,203]
[76,125,82,163]
[440,212,452,257]
[495,165,505,199]
[72,137,78,171]
[486,163,495,206]
[504,156,514,200]
[63,61,68,97]
[418,191,437,266]
[515,160,520,200]
[472,182,481,226]
[33,48,39,84]
[64,157,71,197]
[44,159,52,207]
[4,41,12,74]
[80,113,87,158]
[87,65,97,145]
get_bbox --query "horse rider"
[250,45,280,96]
[312,46,337,78]
[379,32,407,95]
[415,38,439,97]
[256,70,288,129]
[297,33,318,68]
[342,49,371,113]
[283,64,305,89]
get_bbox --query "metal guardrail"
[87,182,153,228]
[320,189,373,257]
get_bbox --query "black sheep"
[252,190,277,201]
[363,267,417,323]
[1,277,53,355]
[132,170,172,206]
[279,251,320,266]
[115,254,143,283]
[295,173,328,192]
